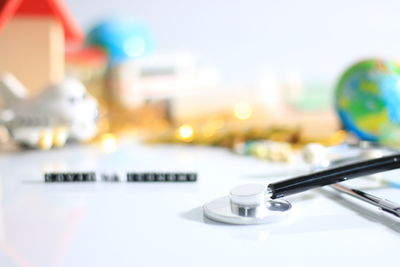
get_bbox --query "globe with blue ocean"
[336,59,400,146]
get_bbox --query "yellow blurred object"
[52,127,68,147]
[176,124,194,142]
[201,115,225,138]
[233,102,253,120]
[99,133,118,153]
[321,130,347,146]
[106,100,170,135]
[256,142,293,162]
[38,130,53,150]
[0,126,10,144]
[144,104,345,157]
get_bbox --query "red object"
[0,0,83,43]
[65,46,107,66]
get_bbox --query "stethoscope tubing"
[329,183,400,218]
[267,154,400,199]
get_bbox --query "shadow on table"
[318,188,400,233]
[180,206,238,226]
[181,192,400,234]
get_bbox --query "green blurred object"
[293,81,332,111]
[335,59,400,146]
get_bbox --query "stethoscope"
[203,144,400,225]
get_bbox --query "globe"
[335,59,400,147]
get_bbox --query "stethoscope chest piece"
[203,184,292,225]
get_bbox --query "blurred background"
[66,0,400,84]
[2,0,400,159]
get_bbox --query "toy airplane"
[0,73,99,149]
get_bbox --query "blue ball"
[87,19,154,64]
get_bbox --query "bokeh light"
[100,133,118,153]
[176,124,194,142]
[233,102,253,120]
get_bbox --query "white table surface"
[0,142,399,267]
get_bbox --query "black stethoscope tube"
[268,154,400,199]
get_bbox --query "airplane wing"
[0,73,28,109]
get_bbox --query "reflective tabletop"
[0,142,399,267]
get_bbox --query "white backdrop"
[66,0,400,85]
